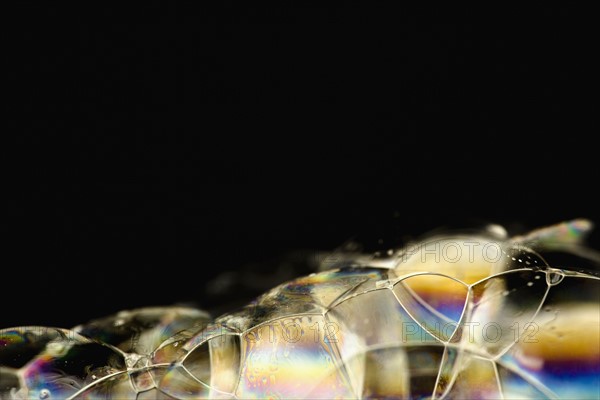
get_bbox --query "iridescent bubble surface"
[1,220,599,399]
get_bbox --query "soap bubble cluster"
[1,220,599,399]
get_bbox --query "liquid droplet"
[39,389,50,399]
[527,282,534,287]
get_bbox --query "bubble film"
[1,220,599,399]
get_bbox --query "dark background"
[5,4,597,329]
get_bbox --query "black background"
[5,4,597,329]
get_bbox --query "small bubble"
[546,271,564,286]
[502,290,509,296]
[262,377,268,384]
[92,375,97,380]
[527,282,534,287]
[39,389,50,399]
[248,375,255,382]
[387,249,394,256]
[534,275,541,280]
